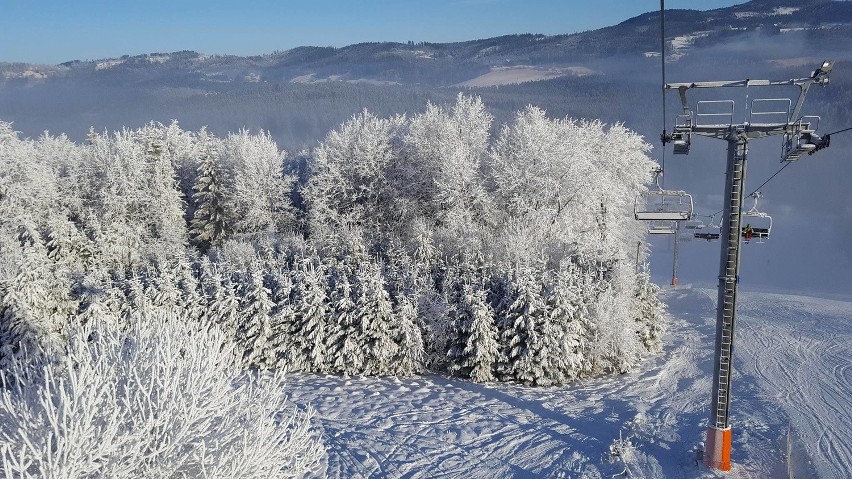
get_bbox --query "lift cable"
[699,126,850,217]
[825,125,852,136]
[660,0,667,189]
[702,162,792,217]
[747,162,793,197]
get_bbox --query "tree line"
[0,94,665,385]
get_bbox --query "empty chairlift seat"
[647,220,678,235]
[635,167,694,222]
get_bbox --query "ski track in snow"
[735,291,852,479]
[285,287,852,478]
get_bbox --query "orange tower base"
[704,426,732,471]
[671,276,678,286]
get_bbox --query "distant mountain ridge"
[2,0,851,88]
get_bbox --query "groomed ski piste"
[287,286,852,478]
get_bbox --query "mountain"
[2,0,851,90]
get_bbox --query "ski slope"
[286,287,852,478]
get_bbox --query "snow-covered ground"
[455,66,595,87]
[287,286,852,478]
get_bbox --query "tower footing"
[704,426,732,471]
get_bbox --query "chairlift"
[683,218,706,230]
[671,114,693,155]
[647,220,677,235]
[693,214,721,242]
[634,167,694,221]
[741,192,772,243]
[781,116,829,162]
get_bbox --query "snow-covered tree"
[632,265,666,354]
[289,260,329,372]
[354,262,398,376]
[237,267,275,369]
[190,135,229,251]
[303,110,406,241]
[545,264,590,382]
[0,312,325,478]
[488,107,655,268]
[325,262,360,375]
[391,292,424,376]
[496,268,548,385]
[0,239,75,366]
[219,129,296,239]
[402,94,494,257]
[447,283,498,382]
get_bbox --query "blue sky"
[1,0,744,64]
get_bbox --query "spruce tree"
[391,293,424,376]
[291,262,329,372]
[326,263,359,374]
[497,268,547,385]
[355,263,397,376]
[1,240,73,364]
[462,287,498,382]
[237,268,275,369]
[190,139,228,252]
[633,266,666,354]
[267,268,297,370]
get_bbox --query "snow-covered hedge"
[0,314,325,478]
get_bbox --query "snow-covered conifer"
[0,240,75,365]
[354,262,398,376]
[290,260,329,372]
[325,262,360,374]
[190,135,229,251]
[496,268,547,385]
[632,265,666,353]
[447,283,498,382]
[391,293,424,376]
[237,267,275,369]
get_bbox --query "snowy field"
[287,287,852,478]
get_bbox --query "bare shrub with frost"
[0,315,325,478]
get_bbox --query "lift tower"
[663,61,832,471]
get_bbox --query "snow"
[95,59,125,70]
[289,72,400,85]
[286,286,852,477]
[668,33,711,61]
[147,54,171,63]
[734,8,798,19]
[773,7,799,16]
[457,66,595,87]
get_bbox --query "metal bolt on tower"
[663,61,833,471]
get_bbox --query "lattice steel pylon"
[662,61,833,471]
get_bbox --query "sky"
[1,0,745,65]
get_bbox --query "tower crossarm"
[665,61,832,127]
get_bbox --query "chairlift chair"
[693,214,721,242]
[647,220,677,235]
[683,218,706,230]
[741,192,772,243]
[781,116,828,162]
[634,167,694,221]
